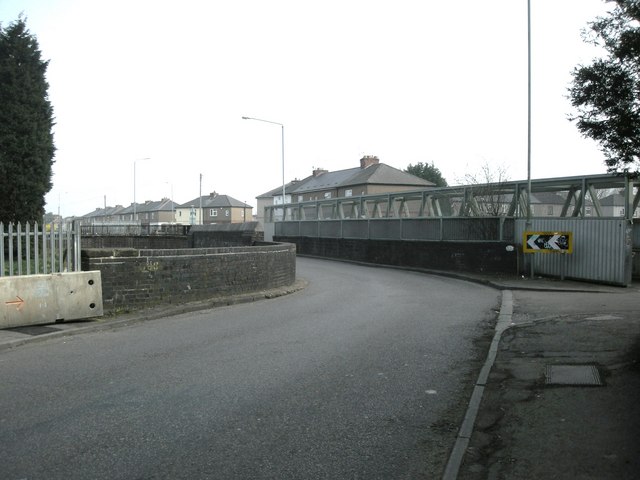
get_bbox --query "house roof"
[256,178,314,198]
[82,205,126,218]
[599,193,625,206]
[259,158,433,198]
[177,193,252,209]
[530,192,567,205]
[118,198,178,215]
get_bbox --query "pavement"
[1,271,639,480]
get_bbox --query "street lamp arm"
[242,115,287,219]
[241,116,283,127]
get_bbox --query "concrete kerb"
[439,282,620,480]
[442,290,515,480]
[0,279,308,353]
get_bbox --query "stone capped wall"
[82,242,296,313]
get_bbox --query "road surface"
[0,257,499,479]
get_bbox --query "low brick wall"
[82,243,296,313]
[277,236,517,274]
[190,223,263,247]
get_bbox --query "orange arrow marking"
[5,296,25,311]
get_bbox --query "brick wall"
[277,236,517,274]
[82,243,296,313]
[190,222,263,247]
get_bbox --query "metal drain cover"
[545,365,603,386]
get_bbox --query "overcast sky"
[1,0,612,218]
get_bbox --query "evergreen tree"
[404,161,448,187]
[0,17,55,222]
[569,0,640,173]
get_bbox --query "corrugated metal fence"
[1,221,81,277]
[515,218,633,286]
[274,217,635,286]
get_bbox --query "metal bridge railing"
[0,220,81,277]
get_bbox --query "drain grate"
[545,365,603,386]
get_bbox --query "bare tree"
[456,161,511,216]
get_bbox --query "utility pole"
[199,173,203,225]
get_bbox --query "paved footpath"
[455,276,640,480]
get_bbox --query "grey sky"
[0,0,611,217]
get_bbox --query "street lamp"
[133,157,151,219]
[165,181,174,223]
[527,0,532,223]
[57,191,68,222]
[242,116,286,219]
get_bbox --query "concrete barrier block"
[0,272,103,328]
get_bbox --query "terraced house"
[174,192,252,225]
[256,155,434,227]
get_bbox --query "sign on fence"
[523,231,573,253]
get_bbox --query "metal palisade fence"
[1,220,81,277]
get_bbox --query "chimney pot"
[360,155,380,169]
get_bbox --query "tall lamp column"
[133,157,151,220]
[242,116,285,219]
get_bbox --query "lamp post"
[165,181,174,223]
[242,116,286,219]
[133,157,151,220]
[527,0,532,223]
[527,0,533,278]
[57,191,67,222]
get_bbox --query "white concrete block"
[1,272,103,328]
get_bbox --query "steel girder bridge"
[265,173,640,222]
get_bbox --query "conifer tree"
[0,17,55,222]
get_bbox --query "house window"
[345,189,353,197]
[211,209,217,217]
[225,210,230,217]
[298,195,304,202]
[619,208,625,216]
[324,192,332,199]
[547,206,554,216]
[585,206,592,216]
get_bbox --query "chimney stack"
[360,155,379,169]
[312,167,328,177]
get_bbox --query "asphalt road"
[0,258,500,479]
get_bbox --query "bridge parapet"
[82,242,296,314]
